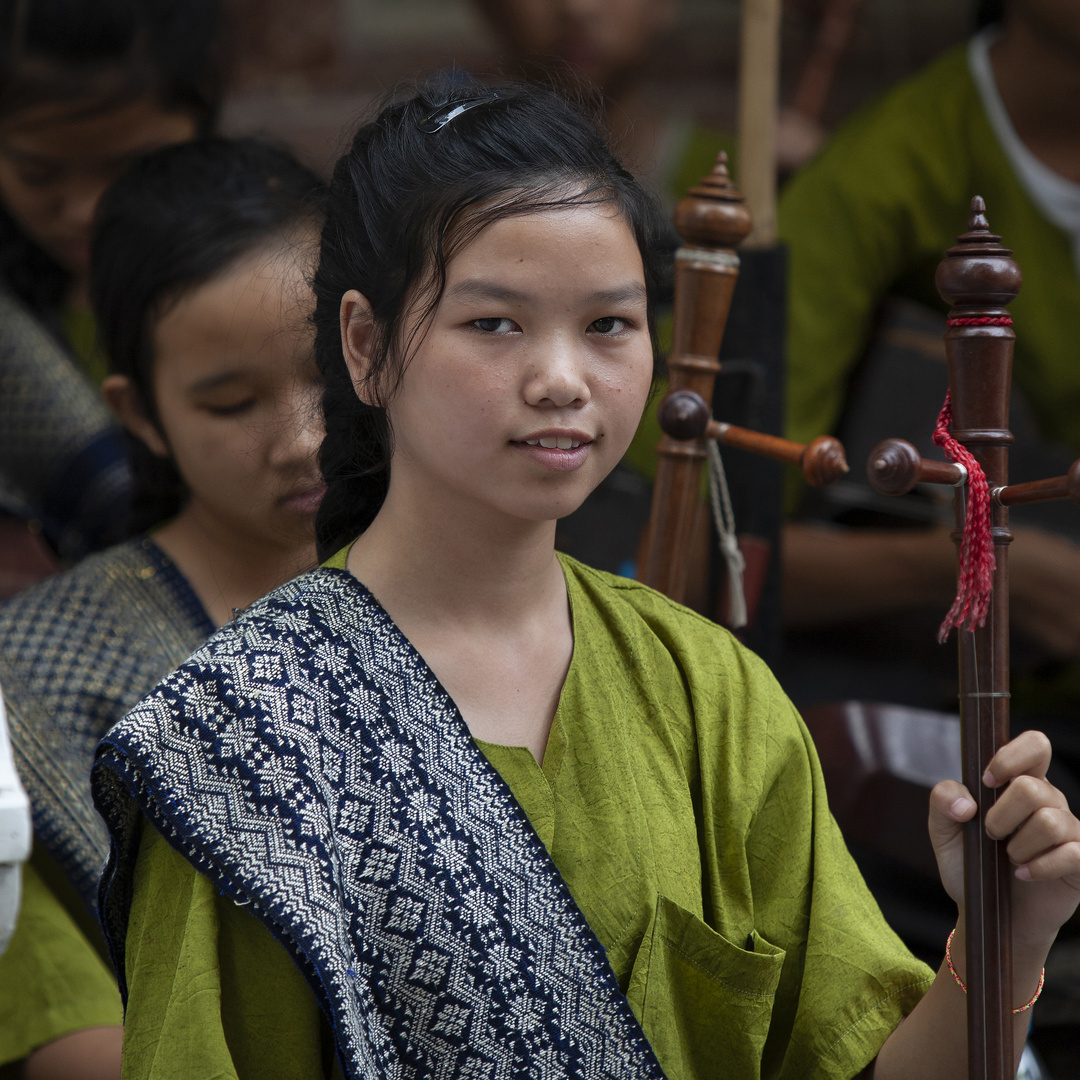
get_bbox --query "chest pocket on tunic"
[625,895,785,1080]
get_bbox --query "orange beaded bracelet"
[945,928,1046,1015]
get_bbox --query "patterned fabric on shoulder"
[1,536,212,909]
[93,566,666,1080]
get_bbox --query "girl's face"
[110,241,326,551]
[0,95,197,285]
[348,202,653,530]
[472,0,677,92]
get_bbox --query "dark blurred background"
[221,0,979,176]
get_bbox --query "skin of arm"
[781,522,957,627]
[24,1028,122,1080]
[783,521,1080,660]
[869,730,1080,1077]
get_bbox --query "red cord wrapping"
[933,390,996,641]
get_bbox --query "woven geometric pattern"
[1,537,212,909]
[94,568,666,1080]
[0,288,130,558]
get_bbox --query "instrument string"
[706,441,748,629]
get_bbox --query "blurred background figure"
[468,0,725,212]
[0,0,226,596]
[778,0,1080,727]
[220,2,974,199]
[0,136,325,1080]
[776,2,1080,1066]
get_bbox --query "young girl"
[93,80,1080,1079]
[0,0,224,565]
[0,137,325,1078]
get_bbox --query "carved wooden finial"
[658,389,710,441]
[968,195,989,233]
[692,151,734,193]
[935,196,1022,308]
[802,436,849,487]
[673,152,753,250]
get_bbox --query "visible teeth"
[533,437,581,449]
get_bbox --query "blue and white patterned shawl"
[1,536,212,910]
[93,567,666,1080]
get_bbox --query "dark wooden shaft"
[936,198,1021,1080]
[639,155,752,600]
[658,388,848,486]
[708,420,798,465]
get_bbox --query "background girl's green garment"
[0,864,121,1066]
[121,557,932,1080]
[59,305,110,388]
[779,44,1080,489]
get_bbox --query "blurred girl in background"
[0,0,225,568]
[0,136,326,1080]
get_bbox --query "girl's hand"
[928,730,1080,949]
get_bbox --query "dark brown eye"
[472,317,515,333]
[590,317,625,334]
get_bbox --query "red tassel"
[933,390,995,642]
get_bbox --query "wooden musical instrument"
[638,155,848,605]
[867,198,1080,1079]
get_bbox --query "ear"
[101,374,170,458]
[340,289,378,405]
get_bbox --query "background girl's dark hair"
[313,74,667,560]
[91,136,326,533]
[975,0,1005,31]
[0,0,229,314]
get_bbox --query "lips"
[512,431,593,473]
[279,483,327,514]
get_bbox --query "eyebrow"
[444,279,648,306]
[188,370,246,394]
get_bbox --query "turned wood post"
[638,156,752,600]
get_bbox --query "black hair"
[313,74,666,560]
[91,136,326,533]
[975,0,1006,30]
[0,0,228,314]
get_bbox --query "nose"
[269,380,325,470]
[523,337,591,410]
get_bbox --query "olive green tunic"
[779,45,1080,469]
[0,864,122,1065]
[121,555,932,1079]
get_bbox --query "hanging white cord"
[707,440,748,628]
